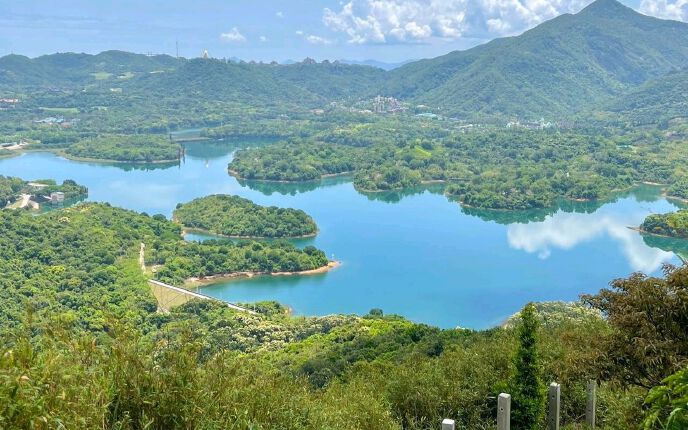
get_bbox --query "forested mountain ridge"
[596,68,688,126]
[2,0,687,120]
[0,50,178,88]
[384,0,688,119]
[122,59,323,108]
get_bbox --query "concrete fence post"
[586,380,597,428]
[441,418,455,430]
[497,393,511,430]
[547,382,561,430]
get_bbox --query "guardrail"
[441,380,597,430]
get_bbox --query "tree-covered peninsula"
[228,125,688,210]
[64,134,181,163]
[640,209,688,239]
[173,194,318,238]
[0,202,331,327]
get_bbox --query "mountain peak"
[578,0,637,17]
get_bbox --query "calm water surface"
[1,140,685,328]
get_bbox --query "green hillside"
[268,60,386,100]
[384,0,688,119]
[598,68,688,126]
[122,59,323,108]
[0,50,178,88]
[2,0,688,120]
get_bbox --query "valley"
[2,0,688,428]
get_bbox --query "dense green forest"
[174,194,318,238]
[0,203,329,328]
[229,125,688,209]
[230,140,361,181]
[65,134,180,162]
[151,240,329,286]
[641,210,688,239]
[0,175,26,204]
[0,201,686,428]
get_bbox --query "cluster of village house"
[0,98,19,109]
[3,183,66,210]
[34,117,80,127]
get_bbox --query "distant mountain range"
[1,0,687,122]
[384,0,688,118]
[339,59,415,71]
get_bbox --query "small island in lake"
[173,194,319,238]
[639,209,688,239]
[64,134,181,163]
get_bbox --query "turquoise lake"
[1,140,686,329]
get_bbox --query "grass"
[39,107,79,114]
[92,71,113,80]
[413,146,432,158]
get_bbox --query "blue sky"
[0,0,685,63]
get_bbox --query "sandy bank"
[186,261,341,287]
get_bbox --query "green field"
[92,71,113,80]
[39,107,79,114]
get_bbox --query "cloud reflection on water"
[507,211,676,273]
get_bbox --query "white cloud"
[220,27,246,43]
[259,35,268,42]
[639,0,688,21]
[306,34,334,44]
[322,0,595,44]
[276,11,284,18]
[295,30,334,44]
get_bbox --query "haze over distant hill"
[339,59,414,71]
[0,50,178,88]
[1,0,687,120]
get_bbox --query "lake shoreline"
[629,226,688,240]
[187,261,341,287]
[180,226,318,240]
[16,147,180,165]
[229,169,352,183]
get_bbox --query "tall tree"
[511,303,545,430]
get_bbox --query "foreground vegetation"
[0,200,686,428]
[174,194,318,238]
